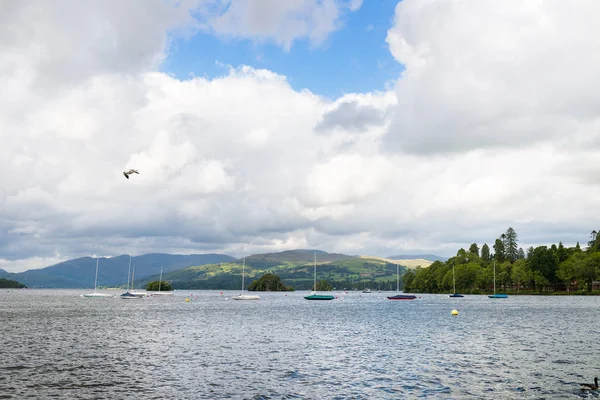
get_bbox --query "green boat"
[304,252,335,301]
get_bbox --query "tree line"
[403,227,600,294]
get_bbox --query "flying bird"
[580,377,599,390]
[123,169,139,179]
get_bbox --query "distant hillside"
[142,250,418,291]
[0,277,26,288]
[245,249,354,268]
[359,256,432,269]
[3,253,235,288]
[0,268,8,277]
[387,254,447,262]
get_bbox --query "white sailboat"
[488,261,508,298]
[232,258,260,300]
[121,255,144,299]
[81,257,113,298]
[148,266,174,296]
[449,265,464,297]
[387,263,416,300]
[304,253,335,300]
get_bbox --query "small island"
[146,280,173,291]
[248,273,294,291]
[0,278,27,289]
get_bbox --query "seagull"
[123,169,139,179]
[580,377,599,390]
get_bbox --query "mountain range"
[1,250,441,289]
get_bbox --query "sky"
[1,0,600,273]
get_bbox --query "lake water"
[1,290,599,399]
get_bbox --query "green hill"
[0,278,26,288]
[140,250,428,290]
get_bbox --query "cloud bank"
[1,0,599,272]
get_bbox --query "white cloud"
[1,0,600,274]
[203,0,362,50]
[384,0,600,154]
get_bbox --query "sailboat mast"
[94,257,99,291]
[493,261,496,295]
[453,265,456,294]
[127,255,132,291]
[131,264,135,290]
[242,258,245,292]
[396,264,399,292]
[159,266,163,292]
[314,253,317,291]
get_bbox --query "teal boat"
[449,265,464,298]
[304,253,335,301]
[305,293,335,300]
[488,261,508,299]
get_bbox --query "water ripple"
[1,290,599,398]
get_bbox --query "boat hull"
[232,294,261,300]
[449,294,464,298]
[304,294,335,300]
[387,294,417,300]
[81,293,114,298]
[120,292,144,299]
[488,294,508,298]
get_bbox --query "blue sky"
[162,0,403,99]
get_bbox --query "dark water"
[1,290,599,399]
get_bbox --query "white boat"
[81,257,114,298]
[232,258,260,300]
[148,267,174,296]
[121,256,144,299]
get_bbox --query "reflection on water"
[1,290,599,399]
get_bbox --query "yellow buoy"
[451,309,458,316]
[185,298,190,302]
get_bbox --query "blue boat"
[449,293,464,298]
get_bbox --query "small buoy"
[451,309,458,316]
[185,298,190,302]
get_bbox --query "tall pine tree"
[504,227,519,263]
[481,243,490,261]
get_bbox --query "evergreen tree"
[588,230,600,252]
[557,242,568,262]
[527,246,534,259]
[469,243,479,257]
[504,227,519,263]
[481,243,490,262]
[493,238,505,263]
[517,247,526,260]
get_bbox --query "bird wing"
[123,172,129,179]
[580,383,596,389]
